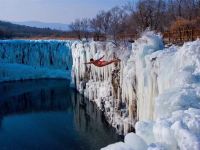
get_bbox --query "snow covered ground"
[0,40,72,82]
[71,32,200,150]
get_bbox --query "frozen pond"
[0,79,122,150]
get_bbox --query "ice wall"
[0,40,72,69]
[71,40,134,135]
[0,40,72,81]
[133,32,164,120]
[102,33,200,150]
[71,33,164,134]
[72,32,200,150]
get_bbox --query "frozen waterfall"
[0,40,72,82]
[71,32,200,150]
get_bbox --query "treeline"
[69,0,200,42]
[0,21,76,39]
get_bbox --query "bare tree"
[70,0,200,42]
[90,8,128,44]
[133,0,157,31]
[69,19,82,40]
[80,18,90,40]
[69,18,90,40]
[90,11,111,40]
[107,7,128,44]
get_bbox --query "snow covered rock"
[101,142,134,150]
[147,143,166,150]
[102,133,147,150]
[135,121,155,144]
[124,133,147,150]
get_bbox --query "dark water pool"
[0,79,122,150]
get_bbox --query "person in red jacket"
[85,55,120,67]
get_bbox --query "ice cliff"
[0,40,72,82]
[71,40,135,134]
[71,32,200,150]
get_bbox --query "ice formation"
[71,32,200,150]
[102,132,147,150]
[71,40,134,134]
[0,32,199,150]
[0,40,72,82]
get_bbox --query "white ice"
[71,32,200,150]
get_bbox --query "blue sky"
[0,0,130,23]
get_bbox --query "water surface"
[0,79,121,150]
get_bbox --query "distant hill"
[14,21,70,31]
[0,20,73,39]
